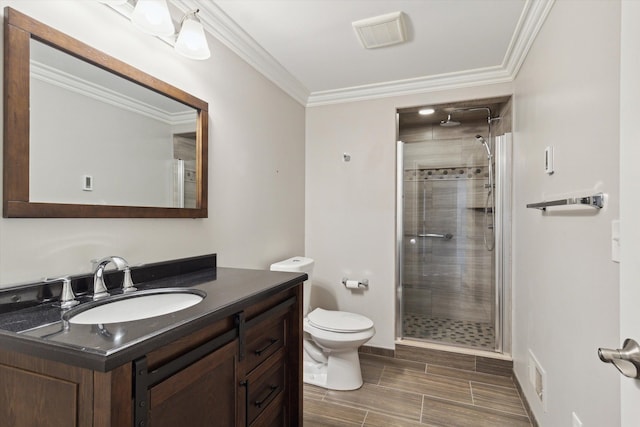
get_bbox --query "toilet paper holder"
[342,278,369,289]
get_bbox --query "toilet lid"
[307,308,374,333]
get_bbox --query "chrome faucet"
[92,256,136,300]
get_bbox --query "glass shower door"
[401,139,496,351]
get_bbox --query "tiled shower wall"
[400,121,496,349]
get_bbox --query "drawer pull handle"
[255,338,279,356]
[254,385,278,408]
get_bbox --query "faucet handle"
[43,276,79,309]
[122,267,137,293]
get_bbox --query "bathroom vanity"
[0,254,305,427]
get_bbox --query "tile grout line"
[424,369,517,388]
[510,379,534,422]
[470,380,476,406]
[476,406,532,419]
[469,379,522,391]
[468,384,532,419]
[304,355,532,426]
[361,411,368,427]
[420,386,529,418]
[378,365,386,385]
[424,391,533,421]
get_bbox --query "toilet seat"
[307,308,374,333]
[304,318,375,343]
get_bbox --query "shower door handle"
[416,233,453,240]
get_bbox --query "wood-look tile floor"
[303,353,532,427]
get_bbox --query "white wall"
[30,78,175,207]
[512,1,621,426]
[1,2,625,424]
[307,2,623,424]
[305,83,512,349]
[620,1,640,424]
[0,1,305,285]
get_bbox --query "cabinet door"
[148,339,238,427]
[0,349,94,427]
[0,364,80,427]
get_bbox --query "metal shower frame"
[395,108,513,356]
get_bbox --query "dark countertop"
[0,266,306,372]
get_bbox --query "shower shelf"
[526,193,604,211]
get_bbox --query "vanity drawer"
[246,351,286,425]
[244,313,286,373]
[250,392,285,427]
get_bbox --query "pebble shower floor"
[403,313,495,350]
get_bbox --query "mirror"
[4,7,208,218]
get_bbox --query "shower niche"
[396,96,512,353]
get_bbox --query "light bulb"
[175,16,210,60]
[131,0,174,37]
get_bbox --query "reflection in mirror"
[29,39,197,208]
[3,7,208,218]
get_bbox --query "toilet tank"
[270,256,314,314]
[270,256,314,275]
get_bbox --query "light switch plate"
[82,175,93,191]
[544,146,554,174]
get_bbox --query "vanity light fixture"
[131,0,175,37]
[99,0,212,61]
[418,108,435,115]
[174,10,211,60]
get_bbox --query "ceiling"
[179,0,553,106]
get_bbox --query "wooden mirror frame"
[3,7,208,218]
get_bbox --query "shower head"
[476,135,492,158]
[440,114,460,127]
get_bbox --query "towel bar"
[526,193,604,211]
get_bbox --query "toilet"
[270,256,375,391]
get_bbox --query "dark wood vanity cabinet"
[0,347,131,426]
[146,339,239,427]
[0,284,302,427]
[239,291,301,427]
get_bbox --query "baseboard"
[513,371,539,427]
[361,344,513,377]
[359,345,394,358]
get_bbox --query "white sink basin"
[65,289,205,325]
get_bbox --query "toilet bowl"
[303,307,375,390]
[270,256,375,391]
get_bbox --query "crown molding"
[173,0,310,105]
[305,66,514,107]
[501,0,556,77]
[179,0,553,107]
[306,0,554,106]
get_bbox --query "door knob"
[598,338,640,379]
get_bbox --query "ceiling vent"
[352,11,407,49]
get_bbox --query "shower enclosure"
[396,99,511,353]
